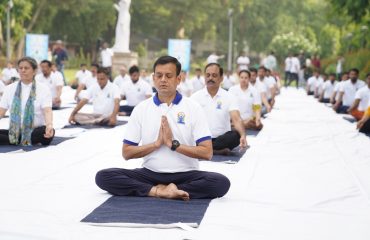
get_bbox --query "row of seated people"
[306,68,370,134]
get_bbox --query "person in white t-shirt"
[222,70,236,90]
[333,68,365,113]
[72,63,92,89]
[207,52,224,64]
[0,57,54,145]
[119,65,153,116]
[229,70,262,130]
[319,73,336,103]
[0,80,4,100]
[250,68,271,114]
[257,66,276,107]
[315,73,327,99]
[1,62,19,85]
[74,64,99,101]
[284,53,292,86]
[191,68,205,92]
[263,51,277,72]
[348,73,370,120]
[139,68,152,85]
[306,70,321,95]
[191,63,247,155]
[286,53,300,88]
[95,56,230,200]
[35,60,64,109]
[177,70,193,97]
[331,72,349,104]
[113,65,130,90]
[69,67,120,126]
[100,42,114,78]
[236,51,250,71]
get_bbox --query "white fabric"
[35,73,64,98]
[284,57,292,72]
[52,70,64,82]
[192,76,205,92]
[340,80,366,106]
[0,80,5,99]
[177,79,193,97]
[251,80,267,94]
[316,78,324,96]
[75,70,92,84]
[121,79,153,106]
[257,77,275,99]
[84,81,120,117]
[222,75,236,90]
[229,84,261,120]
[207,54,220,64]
[0,81,51,127]
[1,87,370,239]
[101,48,114,67]
[81,76,97,89]
[1,67,19,83]
[307,76,321,92]
[355,86,370,111]
[289,57,300,74]
[191,88,239,138]
[322,81,336,99]
[113,74,131,90]
[236,56,250,70]
[124,96,211,173]
[264,55,277,71]
[334,81,346,101]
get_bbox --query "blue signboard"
[25,34,49,63]
[168,39,191,72]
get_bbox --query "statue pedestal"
[112,52,139,76]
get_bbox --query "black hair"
[153,56,181,76]
[18,57,38,70]
[91,63,100,69]
[40,60,52,67]
[258,66,266,71]
[80,63,87,67]
[204,63,223,76]
[97,67,109,76]
[329,73,336,78]
[349,68,359,75]
[249,68,257,74]
[129,65,140,75]
[195,68,202,71]
[239,70,251,78]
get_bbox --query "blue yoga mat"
[210,146,247,163]
[0,136,74,153]
[63,120,127,130]
[81,196,211,228]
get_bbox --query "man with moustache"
[191,63,247,155]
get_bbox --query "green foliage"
[328,0,370,23]
[318,24,341,58]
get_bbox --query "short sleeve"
[120,82,127,96]
[112,84,121,99]
[192,102,212,145]
[252,88,262,105]
[0,85,12,109]
[123,104,142,145]
[40,85,52,108]
[55,76,64,87]
[144,82,153,95]
[84,86,95,100]
[228,93,239,112]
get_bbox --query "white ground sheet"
[0,87,369,240]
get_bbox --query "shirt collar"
[153,91,183,106]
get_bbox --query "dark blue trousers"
[96,167,230,199]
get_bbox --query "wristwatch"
[171,140,180,151]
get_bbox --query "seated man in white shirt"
[35,60,64,109]
[113,65,130,90]
[1,62,19,85]
[177,70,193,97]
[192,68,205,92]
[333,68,365,113]
[222,70,236,90]
[331,72,349,104]
[191,63,247,155]
[319,73,336,103]
[257,66,276,107]
[229,70,262,130]
[347,73,370,120]
[71,63,92,89]
[250,68,271,114]
[119,65,153,116]
[69,67,120,126]
[306,70,321,95]
[315,73,327,99]
[74,64,99,101]
[95,56,230,200]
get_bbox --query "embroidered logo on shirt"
[177,112,185,124]
[216,101,222,109]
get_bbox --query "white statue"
[113,0,131,53]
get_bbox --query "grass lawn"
[64,69,78,85]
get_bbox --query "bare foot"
[213,148,231,156]
[156,183,190,201]
[118,112,127,116]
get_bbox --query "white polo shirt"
[113,74,131,91]
[101,48,113,67]
[251,81,267,95]
[257,77,275,99]
[52,70,64,83]
[192,76,205,92]
[229,84,261,120]
[35,73,64,99]
[81,75,97,89]
[334,81,346,101]
[316,78,325,95]
[121,79,153,106]
[222,75,236,90]
[339,80,365,106]
[289,57,300,74]
[177,79,193,97]
[355,86,370,111]
[1,68,19,83]
[191,88,239,138]
[284,57,292,72]
[322,81,336,99]
[236,56,250,70]
[0,81,52,127]
[307,76,321,92]
[123,92,212,173]
[75,70,92,84]
[84,81,120,117]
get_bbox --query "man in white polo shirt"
[191,63,247,155]
[331,72,349,104]
[257,66,276,107]
[72,63,92,89]
[192,68,205,92]
[113,65,130,90]
[229,70,262,130]
[119,65,153,116]
[333,68,365,113]
[348,73,370,120]
[315,73,327,99]
[1,62,19,85]
[69,67,120,126]
[319,73,336,103]
[100,42,113,78]
[35,60,64,109]
[250,68,271,114]
[95,56,230,200]
[286,53,300,88]
[74,64,99,101]
[306,70,321,95]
